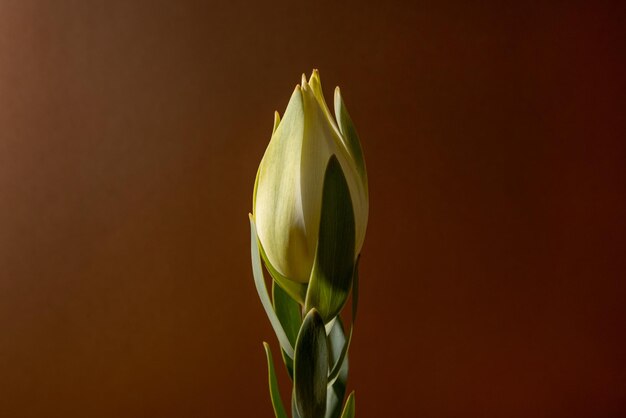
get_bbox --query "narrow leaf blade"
[272,280,303,347]
[273,281,302,379]
[292,392,302,418]
[250,215,294,358]
[340,392,355,418]
[334,87,367,185]
[263,342,288,418]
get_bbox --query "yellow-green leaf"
[340,392,355,418]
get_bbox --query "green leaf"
[263,342,288,418]
[272,281,302,346]
[325,318,349,418]
[280,348,294,381]
[327,257,360,386]
[292,392,302,418]
[249,215,294,358]
[340,392,355,418]
[294,309,328,418]
[334,87,367,187]
[351,256,359,321]
[273,281,302,379]
[305,156,355,323]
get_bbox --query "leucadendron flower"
[253,70,368,290]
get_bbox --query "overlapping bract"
[253,70,368,285]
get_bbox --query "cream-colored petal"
[252,111,281,210]
[299,83,338,266]
[254,86,312,283]
[308,69,341,138]
[255,71,369,283]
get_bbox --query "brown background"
[0,1,624,417]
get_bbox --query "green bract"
[253,70,368,285]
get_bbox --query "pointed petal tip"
[309,68,320,83]
[272,111,281,134]
[292,85,307,105]
[334,87,342,111]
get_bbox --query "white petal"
[254,86,311,283]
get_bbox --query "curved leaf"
[325,318,349,418]
[272,281,303,346]
[305,156,355,323]
[327,257,359,386]
[250,215,294,358]
[334,87,367,186]
[263,342,288,418]
[273,281,302,379]
[340,392,355,418]
[292,392,302,418]
[294,309,328,418]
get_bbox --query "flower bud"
[253,70,368,284]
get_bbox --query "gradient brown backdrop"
[1,1,624,417]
